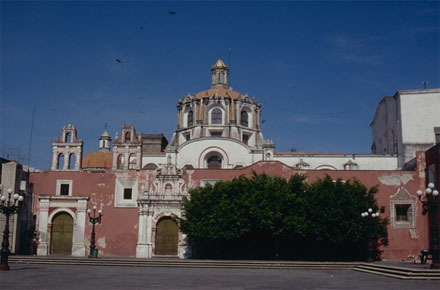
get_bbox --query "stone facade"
[28,59,438,261]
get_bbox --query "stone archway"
[154,217,178,256]
[50,212,73,255]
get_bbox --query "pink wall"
[30,170,139,257]
[188,160,429,261]
[30,157,430,261]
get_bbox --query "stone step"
[9,256,440,280]
[354,264,440,280]
[9,256,356,269]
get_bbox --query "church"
[28,59,438,261]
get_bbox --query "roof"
[101,129,110,137]
[82,152,113,169]
[194,87,244,100]
[212,58,227,68]
[275,152,346,156]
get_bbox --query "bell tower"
[51,124,83,171]
[211,59,229,89]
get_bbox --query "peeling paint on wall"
[106,194,114,206]
[410,229,419,239]
[378,173,414,186]
[98,236,106,248]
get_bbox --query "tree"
[180,173,388,260]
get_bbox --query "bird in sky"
[168,10,176,15]
[115,59,122,63]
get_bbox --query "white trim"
[56,179,73,196]
[114,178,138,207]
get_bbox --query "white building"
[370,89,440,169]
[133,59,399,171]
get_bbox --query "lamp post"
[361,208,379,262]
[416,182,439,269]
[0,188,24,271]
[87,205,102,258]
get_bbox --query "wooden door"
[155,217,178,256]
[50,212,73,255]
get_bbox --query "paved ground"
[1,263,439,289]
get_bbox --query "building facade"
[28,60,437,261]
[0,159,34,254]
[370,89,440,169]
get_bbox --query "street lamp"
[417,182,439,269]
[361,208,379,262]
[87,205,102,258]
[0,188,24,271]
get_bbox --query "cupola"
[211,59,229,89]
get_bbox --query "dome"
[194,87,242,100]
[82,151,113,169]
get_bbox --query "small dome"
[82,152,113,169]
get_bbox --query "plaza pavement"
[1,258,439,289]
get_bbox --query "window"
[124,188,132,200]
[143,163,158,170]
[57,153,64,169]
[207,155,222,169]
[395,205,410,221]
[115,178,138,207]
[187,111,193,127]
[65,132,71,142]
[60,184,69,196]
[125,132,131,142]
[68,153,76,170]
[128,154,137,169]
[210,131,222,137]
[165,184,172,194]
[56,180,72,196]
[240,111,248,127]
[183,133,190,142]
[211,108,222,124]
[242,134,250,145]
[390,188,416,229]
[117,154,124,169]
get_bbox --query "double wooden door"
[50,212,73,255]
[155,217,178,256]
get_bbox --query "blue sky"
[1,1,439,170]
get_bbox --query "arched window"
[187,111,193,127]
[240,111,248,127]
[57,153,64,169]
[128,154,137,169]
[65,132,71,142]
[143,163,158,170]
[207,155,222,169]
[125,132,131,142]
[117,154,124,169]
[211,108,222,124]
[68,153,76,169]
